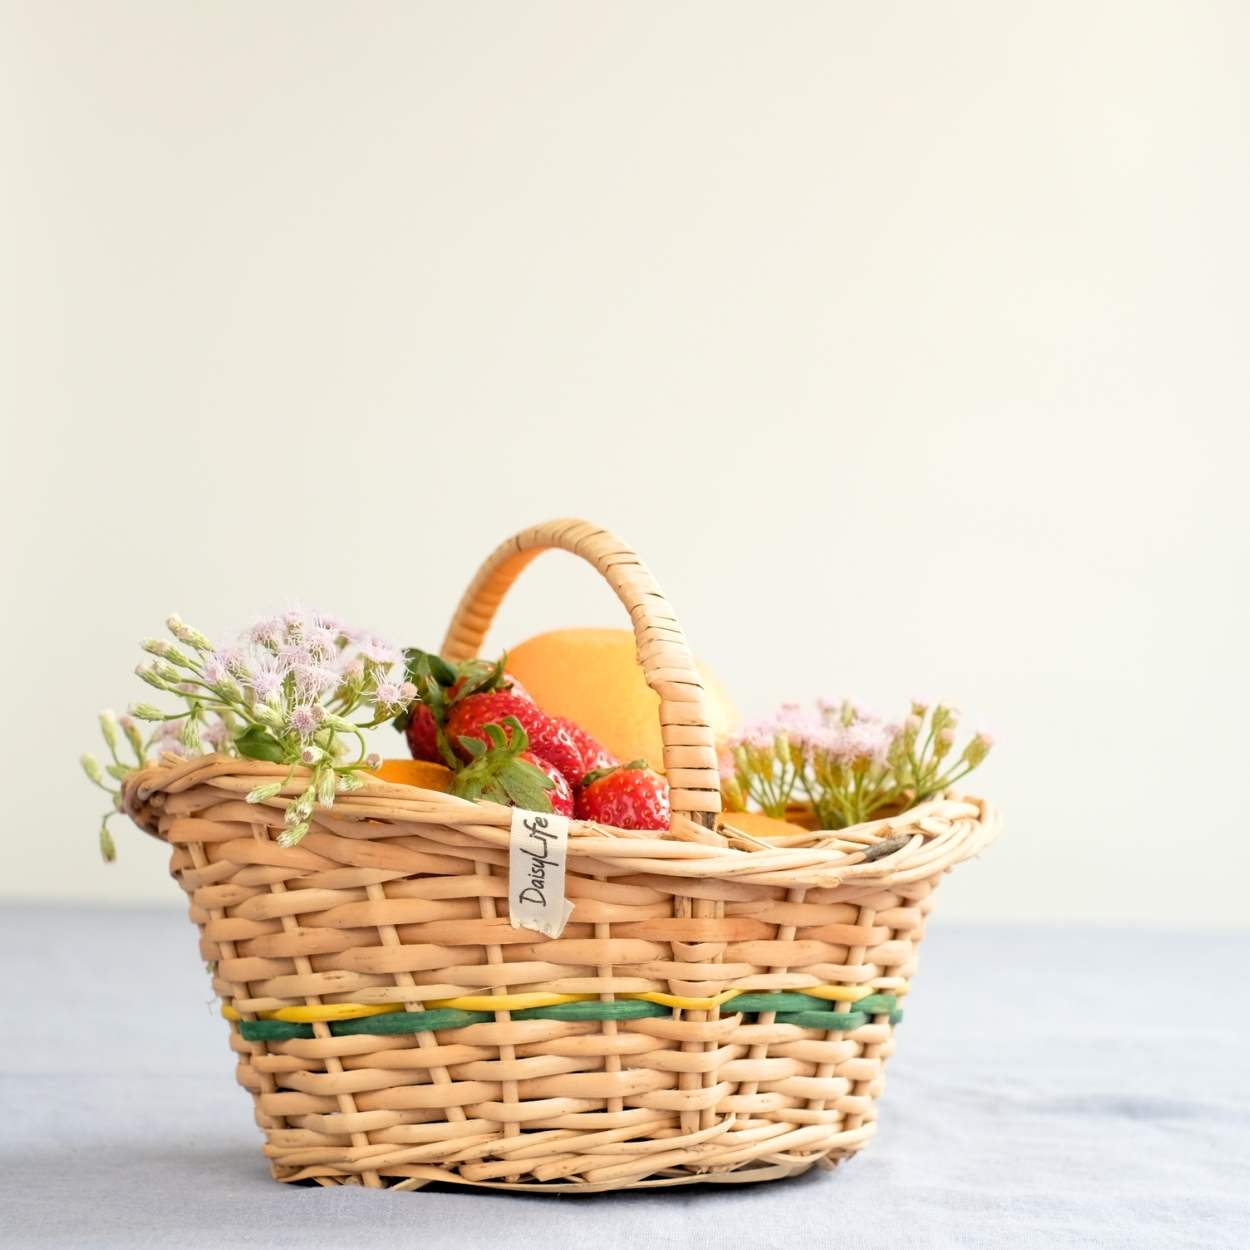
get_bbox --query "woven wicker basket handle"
[441,518,722,824]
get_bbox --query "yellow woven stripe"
[221,982,911,1022]
[801,985,873,1003]
[426,992,590,1012]
[221,1002,402,1024]
[624,989,743,1010]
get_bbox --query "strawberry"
[450,694,607,788]
[450,716,567,814]
[398,649,522,768]
[405,704,442,763]
[555,717,617,781]
[450,669,529,703]
[448,690,546,757]
[501,674,530,702]
[518,751,574,816]
[575,761,670,831]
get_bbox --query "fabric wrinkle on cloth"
[1,906,1246,1250]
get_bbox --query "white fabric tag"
[508,808,575,938]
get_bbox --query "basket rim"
[123,753,1000,890]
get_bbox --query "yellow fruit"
[505,628,738,771]
[368,759,453,792]
[716,810,810,840]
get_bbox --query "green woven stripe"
[236,992,904,1042]
[240,1019,314,1041]
[854,994,899,1015]
[725,992,830,1013]
[728,992,897,1016]
[512,999,670,1022]
[776,1009,868,1030]
[335,1008,493,1035]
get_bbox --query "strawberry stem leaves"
[448,715,555,813]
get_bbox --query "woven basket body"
[124,520,999,1192]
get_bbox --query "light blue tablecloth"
[1,906,1245,1249]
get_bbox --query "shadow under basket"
[122,518,1001,1193]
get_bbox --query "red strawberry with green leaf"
[450,716,568,814]
[516,751,574,816]
[574,761,670,830]
[398,649,521,767]
[450,693,598,788]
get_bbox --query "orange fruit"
[368,759,453,792]
[716,810,810,840]
[504,628,738,771]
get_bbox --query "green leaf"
[459,735,487,759]
[460,654,506,699]
[413,660,448,721]
[234,724,288,763]
[499,760,554,812]
[500,714,528,753]
[427,654,458,686]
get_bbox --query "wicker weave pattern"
[125,756,996,1191]
[119,520,1000,1192]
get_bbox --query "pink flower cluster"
[91,608,420,857]
[728,700,897,766]
[722,695,992,830]
[192,608,412,739]
[130,607,416,758]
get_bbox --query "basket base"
[274,1146,859,1194]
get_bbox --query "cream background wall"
[2,1,1247,927]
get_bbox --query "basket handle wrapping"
[440,518,722,824]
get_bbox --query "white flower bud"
[129,703,166,721]
[963,731,994,768]
[246,781,283,804]
[316,768,337,805]
[252,704,284,729]
[119,715,145,758]
[277,822,309,847]
[143,638,192,666]
[80,753,106,785]
[134,663,167,690]
[166,614,213,652]
[285,793,315,823]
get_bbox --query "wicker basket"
[123,518,1000,1193]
